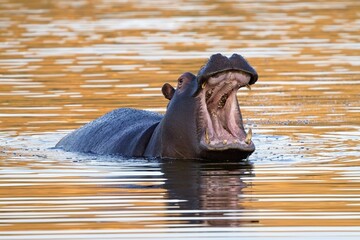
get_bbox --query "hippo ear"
[162,83,175,100]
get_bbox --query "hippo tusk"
[245,128,252,144]
[245,84,251,90]
[202,81,206,89]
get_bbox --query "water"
[0,0,359,239]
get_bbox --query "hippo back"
[56,108,163,157]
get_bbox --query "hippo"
[56,53,258,160]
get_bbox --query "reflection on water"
[0,0,359,239]
[162,160,254,227]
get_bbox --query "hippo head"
[159,53,258,160]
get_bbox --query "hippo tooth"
[245,128,252,144]
[246,84,251,90]
[223,139,227,145]
[206,89,213,102]
[217,93,228,109]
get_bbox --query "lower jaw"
[200,146,255,161]
[199,141,255,161]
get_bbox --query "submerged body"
[56,53,258,160]
[57,108,162,156]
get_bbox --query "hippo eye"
[178,78,184,88]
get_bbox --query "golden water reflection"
[0,0,359,239]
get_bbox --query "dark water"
[0,0,359,239]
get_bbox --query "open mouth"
[197,70,254,153]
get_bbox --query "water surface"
[0,0,359,239]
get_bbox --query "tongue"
[210,112,234,145]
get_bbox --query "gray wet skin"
[56,53,258,160]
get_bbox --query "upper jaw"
[195,53,258,96]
